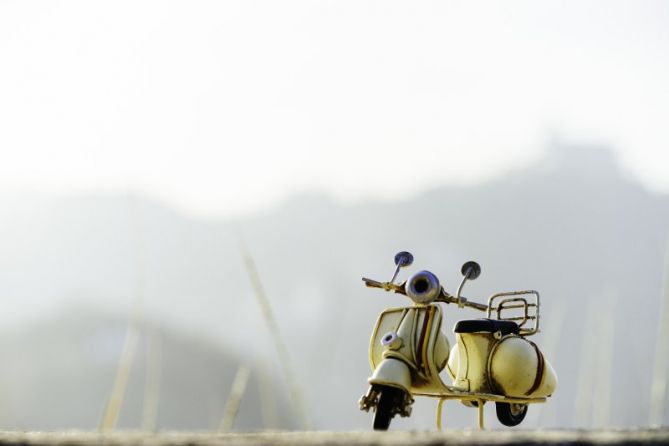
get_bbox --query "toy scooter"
[358,252,557,430]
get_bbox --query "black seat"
[453,318,519,336]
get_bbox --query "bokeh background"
[0,0,668,431]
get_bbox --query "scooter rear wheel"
[495,402,528,426]
[373,386,403,431]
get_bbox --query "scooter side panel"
[452,332,497,393]
[489,336,557,398]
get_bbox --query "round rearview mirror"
[461,261,481,280]
[394,251,414,268]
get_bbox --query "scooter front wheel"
[373,386,404,431]
[495,402,528,427]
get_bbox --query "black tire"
[495,402,528,427]
[373,386,403,431]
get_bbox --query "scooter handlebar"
[361,277,488,312]
[437,294,489,312]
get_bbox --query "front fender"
[368,357,411,393]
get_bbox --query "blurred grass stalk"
[99,319,140,432]
[592,293,616,428]
[573,299,598,427]
[574,294,616,428]
[219,364,251,432]
[257,362,280,430]
[650,243,669,426]
[100,195,146,432]
[241,242,311,430]
[141,329,162,432]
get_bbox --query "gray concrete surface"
[0,430,668,446]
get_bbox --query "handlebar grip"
[464,300,489,312]
[362,277,384,288]
[361,278,406,295]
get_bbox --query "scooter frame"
[365,290,547,430]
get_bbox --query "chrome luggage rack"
[486,290,540,336]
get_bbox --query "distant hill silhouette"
[0,141,667,429]
[0,306,292,430]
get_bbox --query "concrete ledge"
[0,430,668,446]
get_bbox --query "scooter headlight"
[405,270,441,304]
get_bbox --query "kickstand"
[477,400,485,430]
[436,398,446,431]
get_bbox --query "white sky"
[1,1,668,217]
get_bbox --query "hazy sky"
[1,1,668,217]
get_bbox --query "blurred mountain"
[0,306,291,430]
[0,141,668,429]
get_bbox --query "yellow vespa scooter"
[358,252,557,430]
